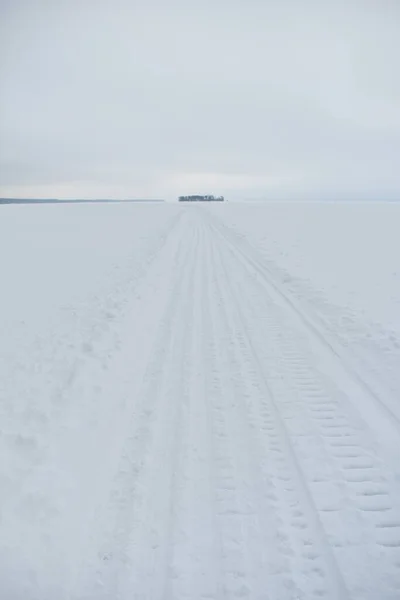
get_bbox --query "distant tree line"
[178,195,224,202]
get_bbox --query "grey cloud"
[1,0,400,199]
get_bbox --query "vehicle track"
[72,209,400,599]
[74,217,196,599]
[210,223,349,600]
[205,210,400,438]
[209,212,400,599]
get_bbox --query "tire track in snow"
[208,213,400,599]
[205,210,400,440]
[201,225,256,599]
[209,224,349,600]
[163,218,221,600]
[72,208,400,599]
[160,218,199,600]
[75,216,196,599]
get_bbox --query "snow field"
[1,201,400,599]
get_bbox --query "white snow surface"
[1,201,400,599]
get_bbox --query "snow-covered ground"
[1,201,400,599]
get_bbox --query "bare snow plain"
[1,201,400,599]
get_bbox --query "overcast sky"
[1,0,399,200]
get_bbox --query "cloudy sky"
[1,0,399,200]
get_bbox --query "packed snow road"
[1,203,400,599]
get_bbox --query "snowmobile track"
[205,210,400,437]
[70,209,400,600]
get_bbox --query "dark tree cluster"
[178,195,224,202]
